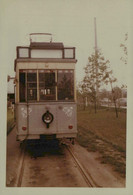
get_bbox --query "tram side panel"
[56,103,77,138]
[16,104,28,139]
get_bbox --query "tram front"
[14,33,77,143]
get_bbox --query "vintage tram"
[14,33,77,144]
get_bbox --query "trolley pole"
[94,17,98,112]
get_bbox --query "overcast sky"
[0,0,131,92]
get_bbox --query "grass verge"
[77,108,126,177]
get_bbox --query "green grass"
[77,108,126,150]
[77,108,126,177]
[7,108,14,133]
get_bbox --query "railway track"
[7,128,99,187]
[7,128,125,187]
[16,142,100,187]
[16,143,26,187]
[66,145,100,187]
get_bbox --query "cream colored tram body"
[14,34,77,143]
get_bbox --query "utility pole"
[94,17,98,95]
[94,17,98,54]
[94,17,99,112]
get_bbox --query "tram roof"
[30,42,64,49]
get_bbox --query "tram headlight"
[42,110,54,128]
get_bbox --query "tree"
[99,89,111,107]
[121,84,127,98]
[120,33,128,65]
[82,50,112,113]
[77,82,90,110]
[105,74,120,118]
[113,87,122,100]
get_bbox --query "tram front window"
[19,69,74,102]
[19,71,37,102]
[27,72,37,101]
[57,70,74,100]
[39,70,56,100]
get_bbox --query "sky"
[0,0,131,92]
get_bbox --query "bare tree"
[83,50,112,113]
[120,33,128,65]
[77,82,90,110]
[105,75,120,118]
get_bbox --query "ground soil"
[77,125,126,178]
[71,142,125,187]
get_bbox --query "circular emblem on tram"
[42,110,54,128]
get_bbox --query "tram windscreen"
[39,70,56,100]
[19,70,74,102]
[27,72,37,101]
[57,70,74,100]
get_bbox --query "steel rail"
[15,142,100,187]
[16,144,26,187]
[66,145,100,187]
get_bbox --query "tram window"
[57,70,74,100]
[27,73,37,101]
[64,49,74,58]
[39,71,56,100]
[19,72,26,102]
[18,48,29,58]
